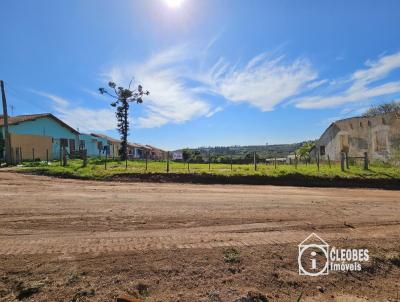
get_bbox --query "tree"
[99,81,149,160]
[296,141,314,161]
[182,148,204,163]
[362,100,400,117]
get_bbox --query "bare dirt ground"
[0,172,399,302]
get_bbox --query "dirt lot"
[0,172,399,302]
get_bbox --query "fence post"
[46,149,49,163]
[254,152,257,171]
[230,154,233,171]
[340,152,345,171]
[208,150,211,172]
[274,157,277,169]
[327,154,331,169]
[295,155,298,169]
[82,150,87,167]
[364,152,369,170]
[345,152,349,169]
[187,161,190,172]
[166,151,170,173]
[317,153,320,172]
[145,151,148,171]
[62,147,67,166]
[32,148,35,162]
[104,153,107,170]
[15,148,19,164]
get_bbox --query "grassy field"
[16,157,400,180]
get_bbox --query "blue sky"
[1,0,400,150]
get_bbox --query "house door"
[69,139,76,152]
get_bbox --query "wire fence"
[5,147,374,174]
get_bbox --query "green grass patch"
[15,157,400,180]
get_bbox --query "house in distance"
[313,111,400,162]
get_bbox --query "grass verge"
[10,158,400,189]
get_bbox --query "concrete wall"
[10,133,53,161]
[316,112,400,161]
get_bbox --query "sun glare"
[164,0,185,8]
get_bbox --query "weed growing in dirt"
[207,291,222,302]
[386,253,400,267]
[66,271,82,286]
[237,291,269,302]
[297,292,303,302]
[136,283,149,298]
[223,247,241,264]
[12,281,45,300]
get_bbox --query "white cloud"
[207,55,317,111]
[296,52,400,109]
[102,46,213,128]
[205,106,223,118]
[307,79,329,89]
[32,90,116,132]
[32,90,69,108]
[102,45,319,127]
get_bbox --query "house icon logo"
[298,233,329,276]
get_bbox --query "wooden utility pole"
[1,80,11,164]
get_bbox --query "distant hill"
[177,142,311,159]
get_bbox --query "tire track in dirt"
[0,224,397,256]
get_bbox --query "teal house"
[0,113,79,160]
[78,133,109,157]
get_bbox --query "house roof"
[145,144,166,152]
[91,133,121,143]
[317,111,399,143]
[0,113,79,134]
[128,142,151,150]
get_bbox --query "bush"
[224,247,241,264]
